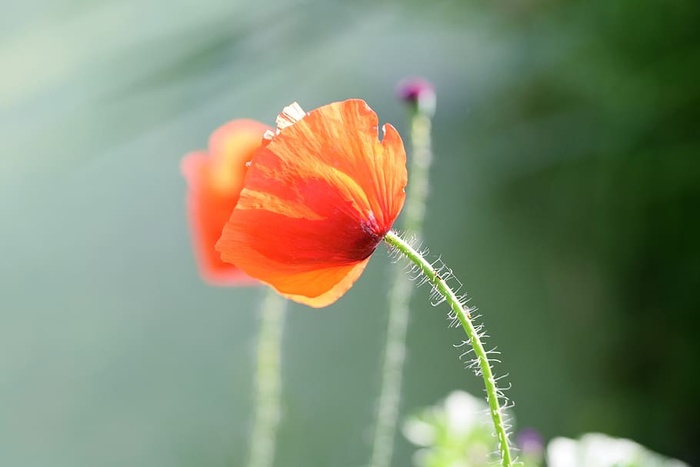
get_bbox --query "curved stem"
[247,289,287,467]
[370,111,433,467]
[383,230,513,467]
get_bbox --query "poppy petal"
[182,119,272,285]
[216,99,407,306]
[280,260,370,308]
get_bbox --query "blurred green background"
[1,0,698,465]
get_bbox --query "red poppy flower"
[181,119,272,285]
[216,99,408,307]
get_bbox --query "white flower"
[547,433,688,467]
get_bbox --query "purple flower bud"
[396,77,436,116]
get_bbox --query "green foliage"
[403,391,502,467]
[404,392,688,467]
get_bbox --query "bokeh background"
[2,0,698,465]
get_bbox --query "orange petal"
[181,119,272,285]
[217,99,407,305]
[281,259,370,308]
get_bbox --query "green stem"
[383,230,513,467]
[247,289,287,467]
[369,111,433,467]
[402,112,433,234]
[370,273,412,467]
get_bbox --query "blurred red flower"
[181,119,271,285]
[216,99,407,307]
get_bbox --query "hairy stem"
[370,111,433,467]
[383,230,513,467]
[247,289,287,467]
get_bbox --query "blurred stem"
[369,109,433,467]
[247,289,287,467]
[383,230,513,467]
[402,111,433,234]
